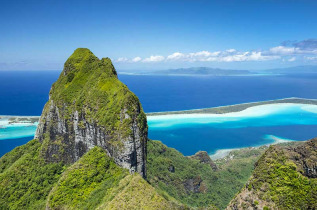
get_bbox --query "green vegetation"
[97,174,183,209]
[228,140,317,209]
[248,145,317,209]
[0,142,182,210]
[48,48,145,135]
[47,147,129,209]
[0,139,66,209]
[147,140,266,209]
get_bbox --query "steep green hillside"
[228,139,317,209]
[0,138,266,210]
[0,142,182,210]
[147,140,266,209]
[0,139,65,209]
[47,147,128,209]
[47,146,182,209]
[97,174,183,209]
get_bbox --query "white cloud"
[167,52,186,60]
[114,39,317,64]
[269,45,317,56]
[226,49,236,53]
[116,57,128,62]
[288,57,296,62]
[188,51,221,61]
[218,51,279,62]
[142,55,165,62]
[116,50,280,64]
[132,57,142,62]
[165,50,279,62]
[305,56,317,60]
[269,46,296,55]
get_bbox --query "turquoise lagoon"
[0,117,38,140]
[1,103,317,158]
[147,103,317,158]
[0,117,38,156]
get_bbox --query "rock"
[184,176,207,193]
[168,165,175,173]
[288,138,317,178]
[35,48,148,178]
[189,151,218,171]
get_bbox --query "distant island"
[150,67,253,76]
[118,65,317,76]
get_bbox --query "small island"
[0,116,39,125]
[147,97,317,116]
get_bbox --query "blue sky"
[1,0,317,71]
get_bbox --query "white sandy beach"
[0,116,39,127]
[147,103,317,127]
[209,134,295,160]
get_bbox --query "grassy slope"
[147,140,266,209]
[47,147,129,209]
[0,142,182,210]
[46,145,185,209]
[252,147,317,209]
[97,174,183,210]
[0,139,65,209]
[228,140,317,209]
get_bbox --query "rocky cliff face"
[35,48,148,177]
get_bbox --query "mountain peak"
[62,48,117,77]
[35,48,148,177]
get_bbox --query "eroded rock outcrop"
[35,48,148,177]
[189,151,218,171]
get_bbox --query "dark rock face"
[168,165,175,173]
[288,138,317,178]
[35,48,148,178]
[184,176,207,193]
[189,151,218,171]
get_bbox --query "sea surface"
[1,71,317,157]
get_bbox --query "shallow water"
[0,117,38,140]
[147,104,317,156]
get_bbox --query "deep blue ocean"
[1,70,317,157]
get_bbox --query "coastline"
[209,134,295,160]
[146,97,317,116]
